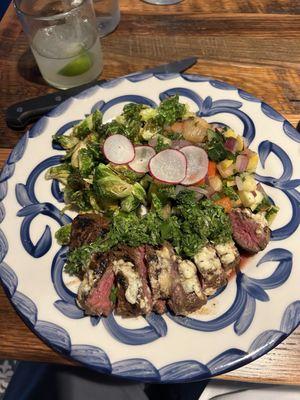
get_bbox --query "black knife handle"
[6,79,106,130]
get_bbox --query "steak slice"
[193,245,227,296]
[215,241,240,274]
[69,213,109,250]
[229,208,270,254]
[112,246,152,317]
[167,246,207,316]
[77,252,115,316]
[145,245,172,313]
[153,299,167,314]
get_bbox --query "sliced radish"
[180,146,209,186]
[103,134,135,164]
[149,149,187,184]
[129,145,156,173]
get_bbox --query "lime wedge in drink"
[58,52,93,77]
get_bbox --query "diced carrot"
[214,196,232,213]
[207,161,217,177]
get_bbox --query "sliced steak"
[69,213,109,250]
[153,299,167,314]
[215,241,240,273]
[112,246,152,317]
[177,259,207,303]
[77,252,115,316]
[229,208,270,254]
[145,245,172,312]
[193,245,227,296]
[167,246,207,316]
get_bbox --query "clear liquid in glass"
[31,19,103,89]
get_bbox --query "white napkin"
[200,380,300,400]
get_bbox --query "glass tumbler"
[93,0,120,37]
[14,0,103,89]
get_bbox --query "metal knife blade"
[6,56,197,130]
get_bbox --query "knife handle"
[6,79,106,130]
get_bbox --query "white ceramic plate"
[1,74,300,383]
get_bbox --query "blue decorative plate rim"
[0,72,299,383]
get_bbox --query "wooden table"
[1,0,300,385]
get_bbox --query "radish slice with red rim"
[180,145,209,186]
[149,149,187,184]
[129,145,156,173]
[103,134,135,164]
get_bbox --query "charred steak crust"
[193,245,227,296]
[229,208,270,254]
[69,213,109,250]
[152,299,167,314]
[77,251,115,317]
[112,246,153,317]
[215,242,240,273]
[114,277,142,317]
[83,267,114,316]
[167,247,206,316]
[145,244,172,306]
[145,245,167,313]
[89,252,110,275]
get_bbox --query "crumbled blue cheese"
[251,211,268,228]
[178,259,197,279]
[215,242,237,266]
[178,259,205,300]
[113,259,142,304]
[153,246,172,297]
[193,246,224,295]
[194,246,221,272]
[157,246,171,260]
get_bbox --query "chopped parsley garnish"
[65,193,232,276]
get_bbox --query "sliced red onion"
[175,184,207,200]
[175,184,185,195]
[207,185,216,198]
[171,140,191,149]
[211,123,225,133]
[224,137,238,153]
[193,192,205,201]
[190,186,208,196]
[241,148,251,157]
[235,154,249,172]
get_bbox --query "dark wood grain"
[0,0,300,385]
